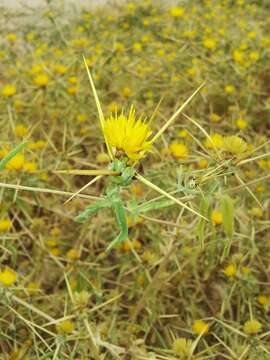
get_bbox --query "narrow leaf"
[0,142,27,170]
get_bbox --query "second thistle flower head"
[103,106,152,162]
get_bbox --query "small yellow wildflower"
[23,162,37,173]
[72,37,88,48]
[243,319,262,335]
[178,129,189,138]
[50,247,61,257]
[54,64,68,75]
[45,238,58,247]
[5,154,25,170]
[250,207,263,218]
[211,211,223,225]
[192,320,209,335]
[187,67,197,77]
[133,42,142,52]
[142,250,157,265]
[103,106,152,161]
[122,86,132,98]
[26,32,34,41]
[198,159,208,169]
[51,227,61,236]
[222,135,247,156]
[223,264,237,277]
[169,143,188,158]
[249,51,259,62]
[67,86,77,95]
[66,248,80,260]
[0,268,17,287]
[56,320,75,334]
[205,133,224,149]
[14,124,27,137]
[225,84,235,94]
[236,118,247,129]
[247,31,256,39]
[172,338,193,357]
[7,33,17,42]
[0,219,12,232]
[203,38,216,50]
[233,50,244,63]
[257,294,268,306]
[76,114,87,123]
[33,74,49,87]
[210,113,221,123]
[68,76,77,84]
[1,84,16,97]
[170,7,185,18]
[27,282,40,294]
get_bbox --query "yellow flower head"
[5,153,25,170]
[56,320,75,334]
[170,7,185,18]
[33,74,49,87]
[0,219,12,232]
[103,107,152,161]
[257,294,268,305]
[14,124,28,137]
[205,133,224,150]
[0,268,17,287]
[169,143,189,158]
[1,84,16,97]
[243,319,262,335]
[222,135,247,156]
[211,211,223,225]
[172,338,193,357]
[192,320,209,335]
[223,264,237,277]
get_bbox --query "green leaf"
[0,142,27,170]
[74,200,110,223]
[138,199,174,213]
[197,196,210,248]
[106,198,128,251]
[220,195,234,239]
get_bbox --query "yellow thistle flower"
[0,268,17,287]
[203,38,217,50]
[205,133,224,150]
[223,264,237,277]
[172,338,193,357]
[243,319,262,335]
[236,118,247,130]
[56,320,75,334]
[192,320,209,335]
[257,294,268,305]
[1,84,16,97]
[5,153,25,170]
[169,143,189,158]
[33,74,49,87]
[222,135,247,156]
[66,248,80,260]
[14,124,28,137]
[170,7,185,18]
[0,219,12,232]
[211,211,223,225]
[103,107,152,161]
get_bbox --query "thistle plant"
[57,56,206,250]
